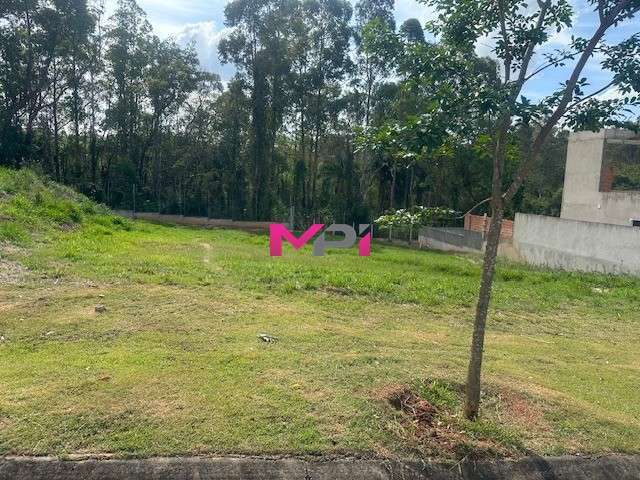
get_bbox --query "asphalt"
[1,454,640,480]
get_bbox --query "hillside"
[0,167,129,247]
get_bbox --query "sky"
[102,0,639,115]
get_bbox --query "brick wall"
[599,162,615,192]
[464,213,514,240]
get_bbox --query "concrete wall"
[561,130,640,226]
[514,213,640,275]
[418,227,484,253]
[4,454,640,480]
[115,211,283,232]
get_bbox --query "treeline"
[0,0,568,223]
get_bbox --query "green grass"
[0,167,126,246]
[1,168,639,459]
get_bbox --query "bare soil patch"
[382,384,517,460]
[0,257,29,285]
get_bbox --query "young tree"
[426,0,640,419]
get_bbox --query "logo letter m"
[269,224,324,256]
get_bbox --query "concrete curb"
[1,455,640,480]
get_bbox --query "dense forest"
[0,0,581,224]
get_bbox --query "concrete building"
[561,129,640,226]
[514,129,640,275]
[419,129,640,275]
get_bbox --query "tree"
[0,0,93,168]
[86,1,105,193]
[399,18,425,44]
[354,0,395,127]
[104,0,152,195]
[359,20,500,212]
[210,77,247,218]
[144,37,202,207]
[426,0,640,419]
[219,0,297,220]
[301,0,352,214]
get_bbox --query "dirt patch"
[386,386,438,424]
[499,390,547,429]
[381,384,516,460]
[0,301,19,313]
[322,286,354,296]
[383,385,468,456]
[0,257,29,285]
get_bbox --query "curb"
[1,455,640,480]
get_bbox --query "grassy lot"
[1,168,639,459]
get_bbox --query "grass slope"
[1,167,639,459]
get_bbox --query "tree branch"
[597,0,606,23]
[566,80,616,110]
[497,0,512,83]
[503,0,636,203]
[523,52,576,82]
[515,0,550,89]
[459,196,492,218]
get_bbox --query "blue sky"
[103,0,639,115]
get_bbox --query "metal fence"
[373,217,464,244]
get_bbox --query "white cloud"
[475,34,496,59]
[597,86,623,101]
[547,29,573,48]
[173,21,235,78]
[394,0,437,26]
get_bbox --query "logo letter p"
[312,224,357,256]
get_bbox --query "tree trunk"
[464,117,509,420]
[464,205,503,420]
[311,123,320,214]
[389,165,396,210]
[408,164,415,208]
[52,63,61,182]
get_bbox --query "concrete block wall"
[513,213,640,275]
[561,130,640,226]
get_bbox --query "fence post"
[289,205,294,230]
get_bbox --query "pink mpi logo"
[269,224,371,256]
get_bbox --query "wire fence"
[372,217,464,244]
